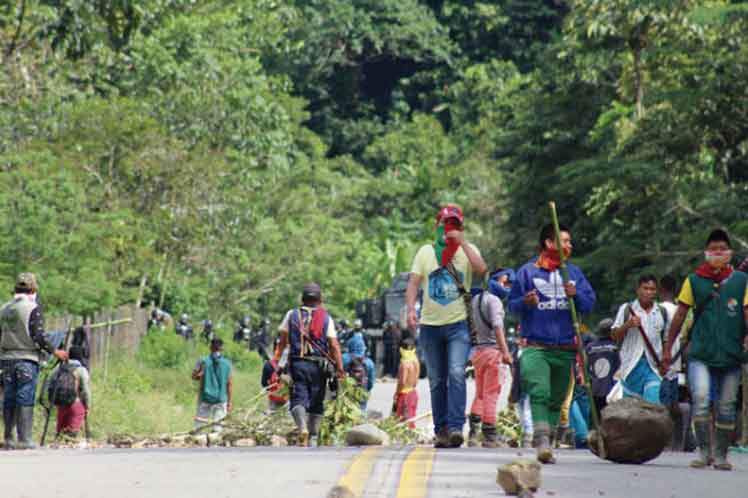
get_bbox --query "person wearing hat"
[1,273,68,449]
[406,204,487,448]
[584,318,620,414]
[662,229,748,471]
[275,283,344,447]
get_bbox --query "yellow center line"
[396,447,436,498]
[335,446,383,497]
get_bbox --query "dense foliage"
[2,0,747,323]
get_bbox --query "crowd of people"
[1,204,747,475]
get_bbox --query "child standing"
[393,337,420,428]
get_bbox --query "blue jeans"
[688,359,741,429]
[420,321,471,432]
[623,356,661,404]
[1,360,40,407]
[570,394,590,448]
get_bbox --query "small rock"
[271,435,288,447]
[234,438,257,447]
[345,424,391,446]
[497,459,541,496]
[327,485,355,498]
[367,410,384,421]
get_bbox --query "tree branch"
[6,0,27,58]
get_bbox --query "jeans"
[570,393,590,448]
[688,359,741,430]
[623,356,661,404]
[1,360,40,408]
[420,321,471,432]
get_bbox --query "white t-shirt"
[613,300,666,381]
[278,308,337,339]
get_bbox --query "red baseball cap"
[436,204,464,224]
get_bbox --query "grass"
[35,331,264,441]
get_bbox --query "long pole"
[549,201,605,459]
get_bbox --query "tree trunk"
[633,47,644,120]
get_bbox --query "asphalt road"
[2,446,747,498]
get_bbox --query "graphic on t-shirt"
[532,272,571,310]
[428,267,462,306]
[593,357,611,379]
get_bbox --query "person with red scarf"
[406,204,487,448]
[662,229,748,471]
[507,224,596,464]
[275,283,344,447]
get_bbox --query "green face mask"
[434,224,447,262]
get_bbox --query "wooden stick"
[549,201,606,459]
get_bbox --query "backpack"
[347,357,368,389]
[48,364,78,406]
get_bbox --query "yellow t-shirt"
[411,243,480,326]
[678,276,748,307]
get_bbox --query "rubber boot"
[16,406,36,450]
[533,423,556,464]
[521,432,533,449]
[690,418,712,468]
[434,427,449,448]
[481,423,498,449]
[291,405,309,447]
[3,406,16,450]
[308,414,323,448]
[713,428,733,471]
[467,415,482,447]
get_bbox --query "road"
[2,376,746,498]
[2,446,747,498]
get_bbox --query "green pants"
[520,347,575,428]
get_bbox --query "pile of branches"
[495,408,522,447]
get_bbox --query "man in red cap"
[406,204,487,448]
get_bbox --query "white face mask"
[704,249,732,266]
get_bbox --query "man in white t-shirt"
[406,204,487,448]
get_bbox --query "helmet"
[151,308,160,319]
[263,318,270,326]
[180,313,189,324]
[203,319,213,329]
[240,316,251,327]
[353,318,363,329]
[339,319,348,329]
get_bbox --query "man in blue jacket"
[508,223,595,464]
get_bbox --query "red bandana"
[536,248,569,272]
[307,307,328,340]
[695,263,734,283]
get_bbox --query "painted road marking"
[335,447,384,497]
[396,447,435,498]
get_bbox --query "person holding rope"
[275,283,344,447]
[1,273,68,450]
[508,224,596,464]
[661,229,748,471]
[610,274,666,404]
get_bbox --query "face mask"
[705,249,732,266]
[489,279,511,300]
[211,352,222,360]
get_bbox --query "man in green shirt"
[662,229,748,471]
[192,338,233,433]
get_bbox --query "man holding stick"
[661,229,748,471]
[508,224,595,463]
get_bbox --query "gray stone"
[497,459,541,496]
[345,424,391,446]
[271,435,288,447]
[589,397,673,464]
[234,438,257,447]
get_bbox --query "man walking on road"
[192,338,233,433]
[610,274,666,403]
[508,224,595,463]
[406,204,487,448]
[662,229,748,471]
[1,273,68,449]
[276,283,345,447]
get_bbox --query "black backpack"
[48,364,78,406]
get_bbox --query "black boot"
[3,406,16,450]
[467,415,481,447]
[481,423,498,449]
[690,418,712,468]
[16,406,36,450]
[713,428,733,471]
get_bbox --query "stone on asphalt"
[345,423,391,446]
[497,459,541,496]
[271,435,288,447]
[234,438,257,447]
[327,485,355,498]
[589,397,673,464]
